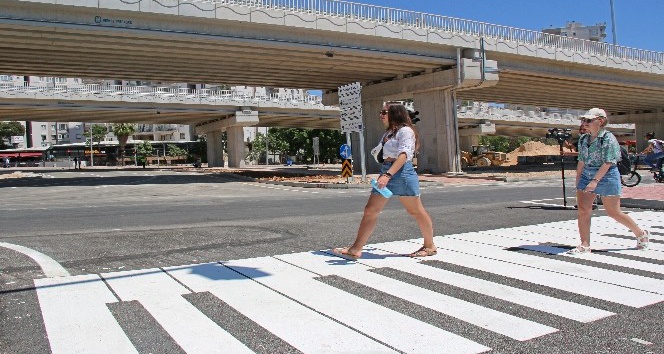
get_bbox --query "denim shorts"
[577,165,621,196]
[372,161,421,197]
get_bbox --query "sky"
[357,0,664,52]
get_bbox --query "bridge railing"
[457,104,634,129]
[0,82,323,105]
[215,0,663,64]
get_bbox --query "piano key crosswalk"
[34,211,663,353]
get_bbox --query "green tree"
[166,144,187,157]
[247,128,345,164]
[84,124,109,145]
[112,123,136,166]
[0,121,25,149]
[478,136,532,152]
[135,140,153,168]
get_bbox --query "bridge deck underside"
[0,21,449,91]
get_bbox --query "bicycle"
[621,154,641,187]
[651,156,664,183]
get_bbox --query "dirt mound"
[503,141,561,166]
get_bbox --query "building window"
[41,135,47,141]
[50,124,56,130]
[76,134,81,139]
[180,133,186,139]
[0,75,11,81]
[58,123,67,130]
[41,124,47,130]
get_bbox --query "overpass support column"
[226,126,246,168]
[355,98,388,173]
[206,131,225,168]
[413,90,459,174]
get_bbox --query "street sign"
[338,82,363,133]
[339,144,351,159]
[341,159,353,177]
[312,137,320,155]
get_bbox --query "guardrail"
[457,105,634,129]
[0,83,324,105]
[213,0,663,64]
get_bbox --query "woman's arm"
[377,152,407,188]
[585,162,612,192]
[576,160,585,186]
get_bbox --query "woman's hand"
[584,180,598,192]
[377,174,390,188]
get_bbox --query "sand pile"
[504,141,561,166]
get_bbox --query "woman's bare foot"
[332,247,362,260]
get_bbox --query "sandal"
[636,230,650,250]
[566,245,591,255]
[409,246,437,258]
[332,247,361,260]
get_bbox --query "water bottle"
[371,179,393,198]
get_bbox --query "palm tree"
[112,123,136,166]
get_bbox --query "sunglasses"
[379,110,388,116]
[581,117,601,123]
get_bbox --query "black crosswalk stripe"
[33,211,663,353]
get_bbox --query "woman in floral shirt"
[570,108,650,254]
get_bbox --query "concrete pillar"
[226,126,246,168]
[413,89,459,173]
[353,98,386,174]
[459,135,480,152]
[206,131,224,167]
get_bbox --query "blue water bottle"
[371,179,393,198]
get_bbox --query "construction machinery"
[460,145,509,168]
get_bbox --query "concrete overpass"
[1,0,662,172]
[0,82,635,150]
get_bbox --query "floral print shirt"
[578,129,620,167]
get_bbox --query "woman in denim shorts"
[570,108,650,255]
[333,103,436,259]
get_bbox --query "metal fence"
[209,0,663,64]
[0,82,324,105]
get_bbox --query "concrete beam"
[195,111,259,134]
[458,122,497,136]
[322,58,498,104]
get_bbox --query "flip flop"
[409,246,437,258]
[332,247,361,260]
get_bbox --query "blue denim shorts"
[577,165,621,197]
[372,161,421,197]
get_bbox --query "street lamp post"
[609,0,617,44]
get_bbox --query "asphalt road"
[1,169,662,353]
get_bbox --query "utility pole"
[609,0,617,44]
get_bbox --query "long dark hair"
[387,104,420,150]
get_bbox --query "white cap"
[580,108,607,119]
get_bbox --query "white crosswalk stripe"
[34,211,663,353]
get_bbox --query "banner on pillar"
[338,82,363,133]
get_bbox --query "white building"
[542,21,607,42]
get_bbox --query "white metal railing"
[0,82,324,105]
[457,104,634,129]
[209,0,663,64]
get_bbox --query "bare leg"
[600,195,644,236]
[576,190,596,247]
[342,194,390,257]
[398,196,435,250]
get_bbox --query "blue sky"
[358,0,664,52]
